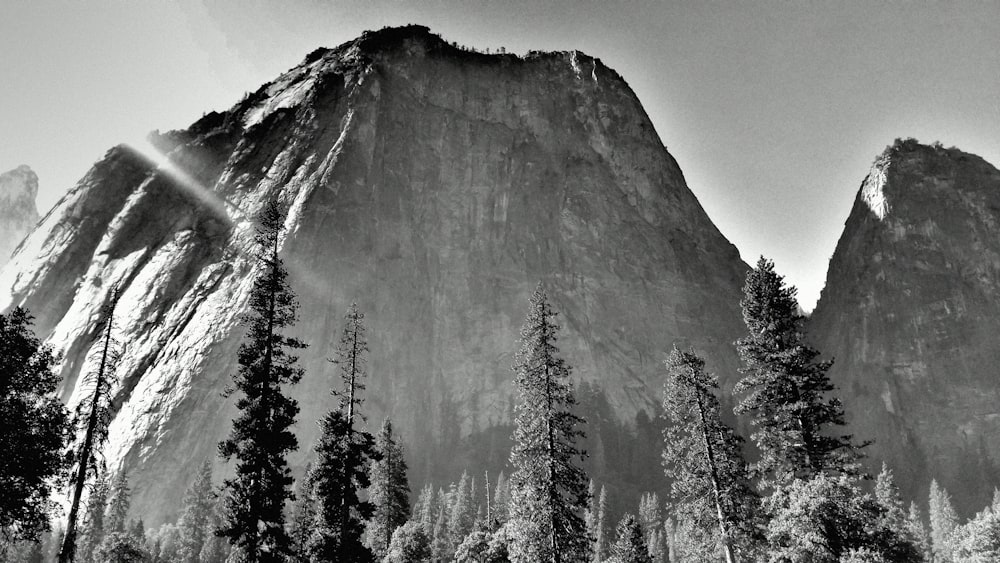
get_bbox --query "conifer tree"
[733,257,864,488]
[177,461,214,563]
[105,472,131,536]
[929,480,958,563]
[663,348,760,562]
[289,465,316,562]
[306,304,378,562]
[414,484,436,536]
[78,475,110,563]
[637,493,665,563]
[217,201,305,562]
[366,418,412,558]
[874,465,907,541]
[61,291,122,563]
[507,285,589,563]
[447,472,476,556]
[606,514,652,563]
[0,307,70,543]
[384,520,432,563]
[492,473,510,527]
[906,502,932,562]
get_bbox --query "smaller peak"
[356,24,444,53]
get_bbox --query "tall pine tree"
[77,474,109,563]
[307,304,378,562]
[606,514,651,563]
[217,201,305,562]
[177,461,215,563]
[733,257,864,488]
[662,348,760,563]
[0,307,70,543]
[366,418,411,559]
[104,472,130,536]
[507,285,589,563]
[929,480,958,563]
[60,290,122,563]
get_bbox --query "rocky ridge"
[0,26,749,523]
[809,139,1000,514]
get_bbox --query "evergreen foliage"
[764,474,920,562]
[217,201,305,562]
[733,257,864,488]
[78,474,110,563]
[929,480,959,563]
[384,520,432,563]
[662,347,761,561]
[289,464,316,562]
[367,419,412,558]
[306,303,379,562]
[906,502,932,562]
[447,472,476,556]
[0,307,70,542]
[606,514,652,563]
[177,460,215,563]
[94,531,148,563]
[507,286,589,563]
[105,471,131,536]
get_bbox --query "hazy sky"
[2,1,998,310]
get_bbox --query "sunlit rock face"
[0,26,748,523]
[809,139,1000,515]
[0,165,40,266]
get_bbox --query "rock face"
[0,26,749,524]
[0,165,40,266]
[809,139,1000,515]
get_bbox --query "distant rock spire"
[0,165,40,266]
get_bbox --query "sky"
[2,1,998,311]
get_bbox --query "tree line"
[2,202,1000,562]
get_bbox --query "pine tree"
[217,201,305,562]
[289,465,316,562]
[637,493,665,563]
[447,472,475,556]
[306,304,379,562]
[105,472,131,535]
[507,286,589,563]
[366,418,411,559]
[492,473,510,528]
[384,520,432,563]
[177,461,214,563]
[78,474,110,563]
[0,307,70,543]
[60,291,122,563]
[414,484,436,537]
[733,257,865,488]
[929,480,958,563]
[874,465,907,538]
[662,348,761,562]
[906,502,932,562]
[607,514,652,563]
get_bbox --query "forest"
[3,201,1000,563]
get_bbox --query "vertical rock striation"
[809,139,1000,514]
[0,165,41,266]
[0,26,749,523]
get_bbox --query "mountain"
[808,138,1000,515]
[0,26,749,524]
[0,165,40,266]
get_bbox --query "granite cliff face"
[0,26,749,523]
[0,165,40,266]
[809,139,1000,514]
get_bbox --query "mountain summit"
[809,139,1000,515]
[0,26,748,522]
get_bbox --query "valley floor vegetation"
[3,202,1000,562]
